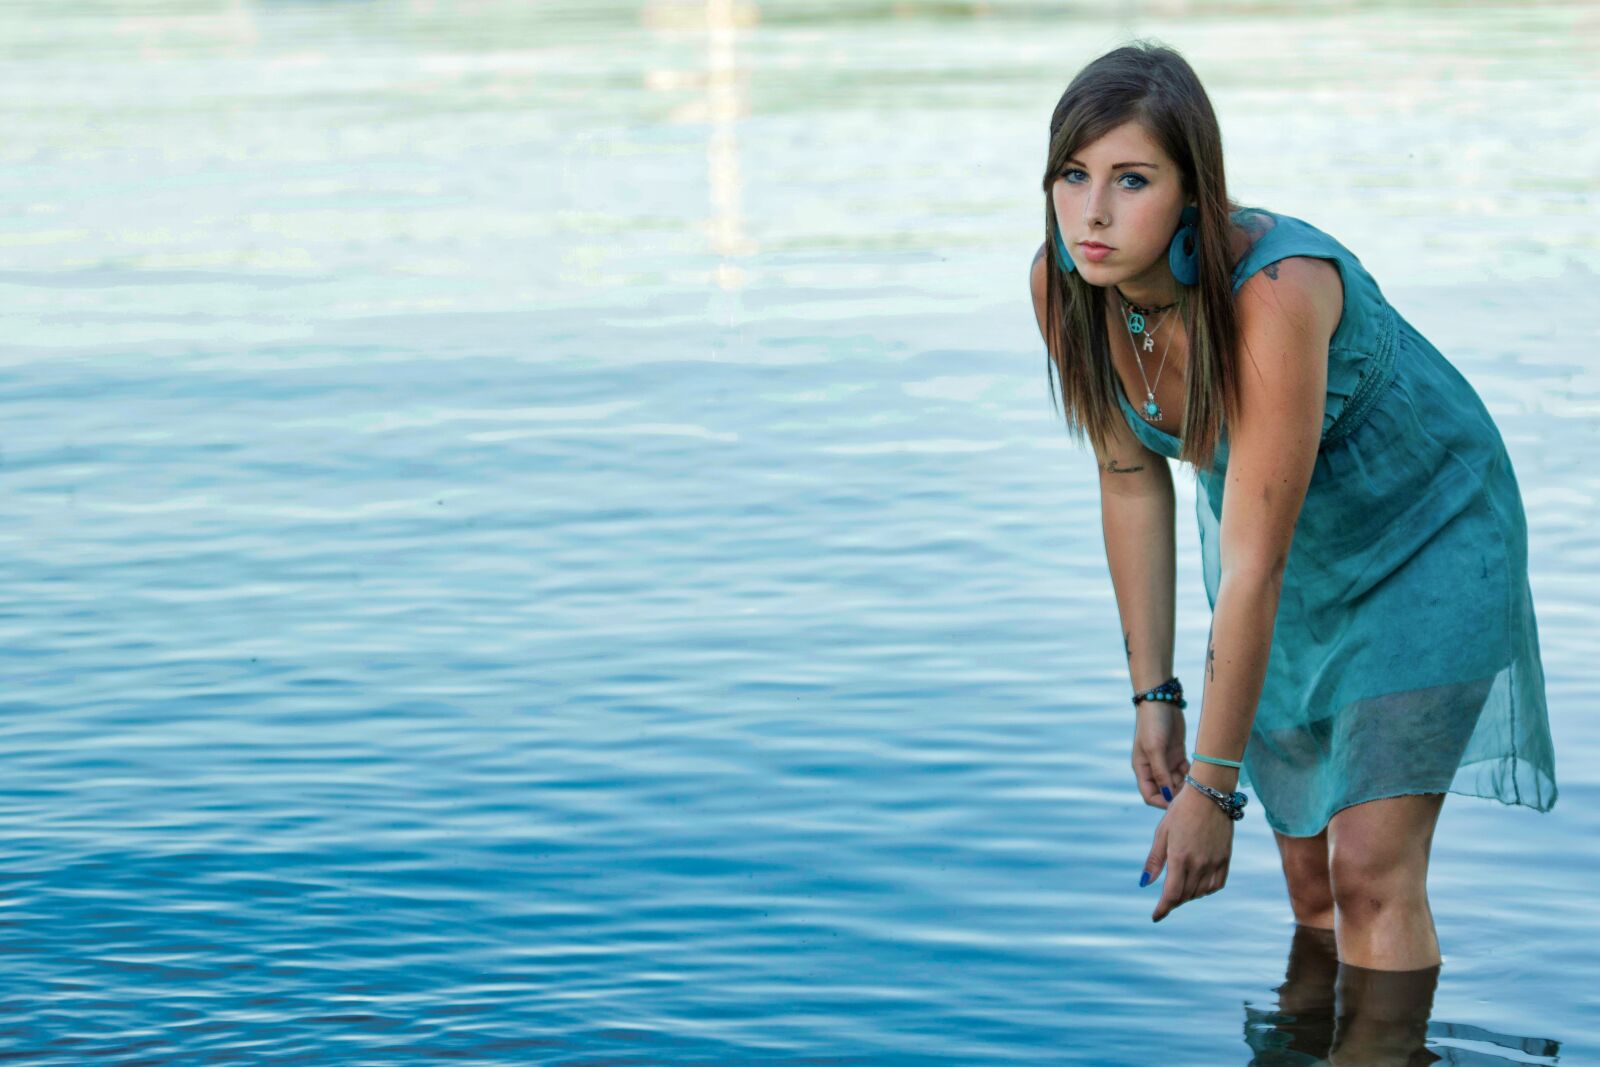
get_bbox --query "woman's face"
[1049,120,1191,290]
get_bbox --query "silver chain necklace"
[1117,292,1178,423]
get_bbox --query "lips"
[1080,242,1112,250]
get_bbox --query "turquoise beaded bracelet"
[1131,676,1187,710]
[1132,679,1245,769]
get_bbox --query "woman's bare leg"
[1273,823,1335,930]
[1327,792,1446,970]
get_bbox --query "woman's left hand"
[1143,781,1235,922]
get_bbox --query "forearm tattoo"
[1124,630,1132,661]
[1206,623,1216,683]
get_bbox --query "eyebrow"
[1064,158,1160,169]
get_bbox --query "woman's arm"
[1099,460,1177,694]
[1188,258,1333,793]
[1031,246,1176,694]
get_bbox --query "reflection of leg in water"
[1285,922,1338,1001]
[1243,921,1562,1066]
[1252,923,1340,1061]
[1328,960,1442,1066]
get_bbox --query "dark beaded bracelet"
[1132,675,1187,710]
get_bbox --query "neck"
[1114,266,1183,309]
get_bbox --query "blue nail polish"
[1139,871,1150,887]
[1161,786,1172,801]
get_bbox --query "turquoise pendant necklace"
[1117,290,1179,424]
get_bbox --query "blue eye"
[1062,168,1147,189]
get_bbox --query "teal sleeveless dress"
[1114,207,1559,837]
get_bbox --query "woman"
[1029,42,1557,969]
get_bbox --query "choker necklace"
[1118,294,1178,423]
[1115,287,1179,317]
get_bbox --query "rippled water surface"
[2,1,1598,1063]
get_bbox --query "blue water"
[2,1,1597,1063]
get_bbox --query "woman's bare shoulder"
[1236,254,1344,346]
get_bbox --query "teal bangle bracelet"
[1192,753,1243,769]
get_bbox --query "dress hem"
[1260,781,1560,839]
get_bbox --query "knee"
[1282,855,1334,915]
[1329,848,1426,920]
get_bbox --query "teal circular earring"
[1168,204,1199,286]
[1053,223,1076,274]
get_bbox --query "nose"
[1081,182,1110,228]
[1081,187,1107,227]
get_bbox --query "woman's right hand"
[1132,703,1191,809]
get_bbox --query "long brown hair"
[1040,40,1255,471]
